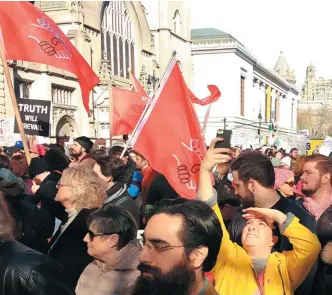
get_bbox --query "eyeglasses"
[139,239,184,254]
[285,181,295,187]
[87,230,116,242]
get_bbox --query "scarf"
[303,193,332,220]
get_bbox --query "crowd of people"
[0,135,331,295]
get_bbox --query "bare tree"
[297,108,314,130]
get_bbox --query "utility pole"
[223,117,226,130]
[258,110,262,145]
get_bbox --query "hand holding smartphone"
[215,129,232,149]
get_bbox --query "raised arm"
[198,139,236,266]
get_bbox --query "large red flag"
[186,85,221,106]
[0,2,99,113]
[131,60,206,199]
[112,73,148,136]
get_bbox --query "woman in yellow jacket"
[198,139,321,295]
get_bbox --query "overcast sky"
[191,0,332,85]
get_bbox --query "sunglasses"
[285,181,295,187]
[87,229,115,242]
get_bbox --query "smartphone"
[215,129,232,149]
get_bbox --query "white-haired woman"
[48,166,106,288]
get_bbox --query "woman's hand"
[201,138,232,172]
[243,207,287,226]
[31,181,40,194]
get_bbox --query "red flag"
[0,2,99,113]
[186,85,221,106]
[112,73,148,136]
[131,60,206,199]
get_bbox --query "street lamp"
[258,110,262,145]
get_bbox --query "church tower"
[273,51,296,84]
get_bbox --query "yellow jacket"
[212,204,321,295]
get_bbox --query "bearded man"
[69,136,96,169]
[132,198,221,295]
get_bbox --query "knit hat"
[274,168,294,189]
[74,136,93,152]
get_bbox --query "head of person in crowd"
[92,149,107,163]
[56,165,106,211]
[129,150,137,162]
[84,205,138,262]
[276,148,286,160]
[231,152,275,208]
[301,154,332,196]
[290,148,299,160]
[48,143,66,154]
[110,145,129,165]
[214,162,230,182]
[215,182,241,223]
[132,198,222,295]
[293,155,306,178]
[45,147,69,173]
[271,145,278,157]
[280,156,291,169]
[0,155,10,170]
[10,155,28,178]
[274,168,295,197]
[241,209,279,259]
[71,136,93,159]
[93,156,124,189]
[131,151,149,171]
[264,148,272,158]
[29,144,46,159]
[28,157,50,185]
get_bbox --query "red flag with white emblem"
[0,1,99,113]
[131,60,206,199]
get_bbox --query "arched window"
[173,10,181,34]
[101,1,135,79]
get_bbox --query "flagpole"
[119,51,177,158]
[108,85,113,148]
[0,34,31,164]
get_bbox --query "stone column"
[128,41,132,72]
[122,37,126,78]
[116,36,120,76]
[259,81,266,121]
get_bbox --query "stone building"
[273,51,296,85]
[1,1,191,144]
[301,64,332,102]
[192,28,300,150]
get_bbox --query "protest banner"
[14,99,51,137]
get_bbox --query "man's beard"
[71,148,83,159]
[241,186,255,209]
[301,180,321,196]
[132,262,196,295]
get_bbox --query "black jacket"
[48,208,94,287]
[0,240,75,295]
[0,180,53,254]
[124,158,136,185]
[310,206,332,295]
[104,181,140,225]
[228,193,317,295]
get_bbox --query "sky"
[191,0,332,86]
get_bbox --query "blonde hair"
[61,166,106,211]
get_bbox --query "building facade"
[191,28,300,149]
[302,64,332,102]
[1,1,191,144]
